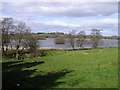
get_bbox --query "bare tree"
[90,29,102,48]
[1,18,41,59]
[68,30,76,50]
[13,22,31,60]
[0,17,13,57]
[76,31,86,49]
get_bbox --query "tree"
[1,18,41,59]
[76,31,86,49]
[68,30,76,50]
[27,34,39,57]
[90,29,101,48]
[0,17,14,57]
[13,22,31,60]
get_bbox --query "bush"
[3,49,16,59]
[36,49,47,57]
[54,36,65,44]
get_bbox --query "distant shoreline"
[39,46,118,50]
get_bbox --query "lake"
[38,38,119,49]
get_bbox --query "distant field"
[2,47,118,88]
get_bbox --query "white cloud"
[26,18,117,36]
[2,0,119,2]
[1,2,118,36]
[30,18,117,28]
[2,2,117,17]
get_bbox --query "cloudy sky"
[1,1,118,36]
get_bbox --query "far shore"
[2,46,119,51]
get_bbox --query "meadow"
[2,47,118,89]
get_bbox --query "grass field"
[2,47,118,88]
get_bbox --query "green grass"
[2,47,118,88]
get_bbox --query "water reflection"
[38,38,118,49]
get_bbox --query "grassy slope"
[2,47,118,88]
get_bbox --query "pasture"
[2,47,118,88]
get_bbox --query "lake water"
[38,38,119,49]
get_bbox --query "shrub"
[3,49,16,59]
[36,49,47,57]
[54,36,65,44]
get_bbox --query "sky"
[1,0,119,36]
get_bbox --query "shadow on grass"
[3,61,44,70]
[2,60,73,89]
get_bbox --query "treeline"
[35,32,119,40]
[37,32,64,35]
